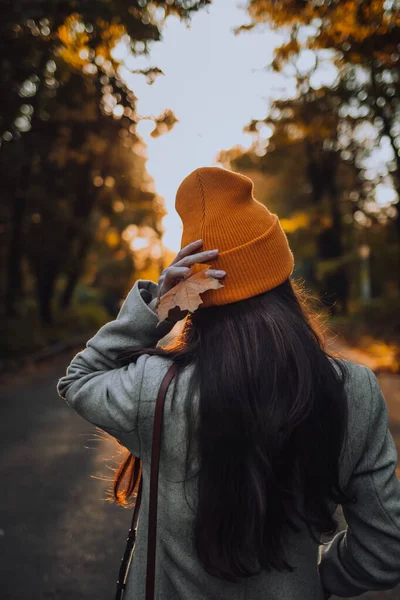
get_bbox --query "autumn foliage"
[156,263,224,325]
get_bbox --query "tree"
[240,0,400,235]
[0,0,210,322]
[228,0,400,309]
[218,81,376,314]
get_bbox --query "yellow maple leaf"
[156,263,224,326]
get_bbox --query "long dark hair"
[112,277,356,581]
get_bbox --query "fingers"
[158,266,189,298]
[164,266,226,283]
[160,241,226,300]
[164,266,191,282]
[175,248,219,268]
[170,239,203,266]
[158,265,226,299]
[171,239,223,271]
[205,269,226,278]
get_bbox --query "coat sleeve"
[57,279,176,456]
[318,365,400,598]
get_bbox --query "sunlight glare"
[376,183,398,206]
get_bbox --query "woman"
[58,167,400,600]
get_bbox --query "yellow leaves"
[156,263,224,325]
[247,0,396,69]
[273,39,301,71]
[281,211,310,233]
[57,14,127,71]
[57,14,90,70]
[105,230,120,249]
[281,211,332,235]
[313,0,392,45]
[247,0,321,28]
[150,109,179,139]
[95,21,126,62]
[361,339,400,374]
[57,15,89,48]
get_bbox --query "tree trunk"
[327,187,349,316]
[5,194,26,316]
[59,235,91,309]
[370,63,400,242]
[3,47,52,316]
[35,264,59,325]
[304,144,349,315]
[58,140,97,309]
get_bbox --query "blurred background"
[0,1,399,599]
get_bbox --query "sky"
[122,0,290,252]
[117,0,397,255]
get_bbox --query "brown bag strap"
[115,362,177,600]
[146,361,177,599]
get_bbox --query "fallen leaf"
[156,263,224,326]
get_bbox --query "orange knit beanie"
[175,166,295,308]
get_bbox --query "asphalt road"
[0,352,399,600]
[0,354,131,600]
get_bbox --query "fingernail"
[195,239,202,243]
[208,249,218,255]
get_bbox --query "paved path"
[0,347,399,600]
[0,354,131,600]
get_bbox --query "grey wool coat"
[57,279,400,600]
